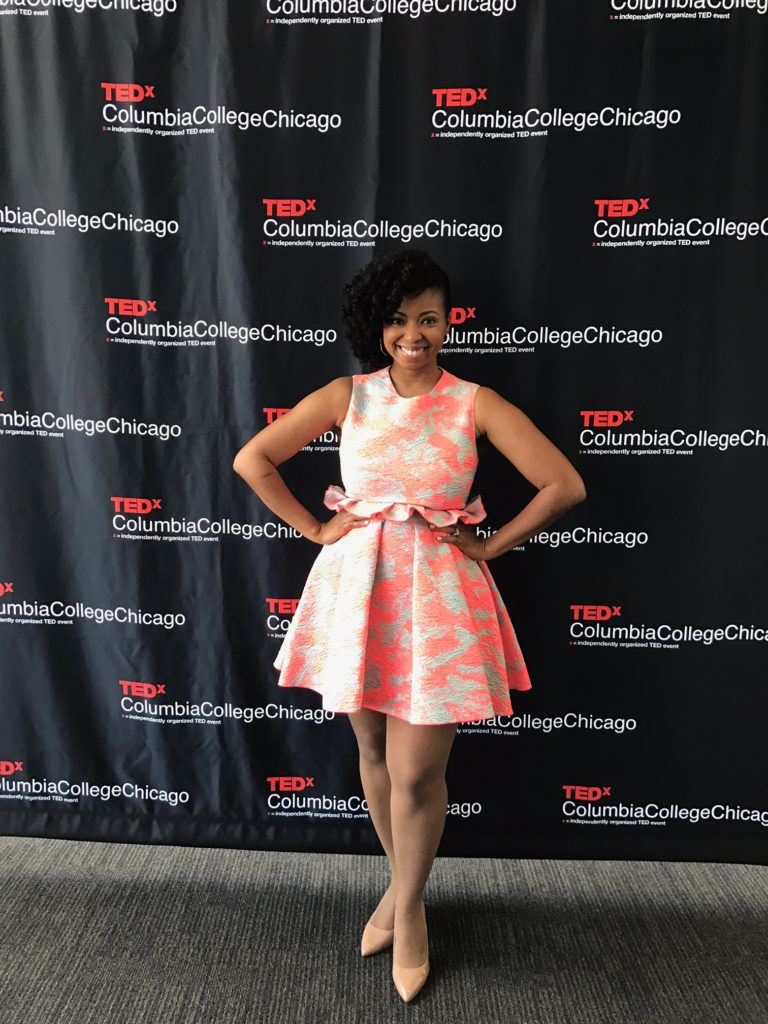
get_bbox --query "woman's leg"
[386,715,459,965]
[346,707,398,928]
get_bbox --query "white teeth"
[398,346,427,355]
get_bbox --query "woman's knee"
[359,741,388,766]
[347,708,387,764]
[385,718,457,793]
[387,761,446,798]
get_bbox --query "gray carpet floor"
[1,836,766,1023]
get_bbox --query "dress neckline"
[385,365,446,400]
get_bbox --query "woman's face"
[381,288,449,369]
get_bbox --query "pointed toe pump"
[392,955,430,1003]
[391,903,430,1002]
[360,916,395,956]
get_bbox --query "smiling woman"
[382,291,447,375]
[340,247,452,376]
[232,246,586,1000]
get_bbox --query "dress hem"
[276,676,532,726]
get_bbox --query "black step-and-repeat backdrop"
[1,2,767,865]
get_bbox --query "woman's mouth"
[396,345,429,358]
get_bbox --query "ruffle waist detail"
[323,483,487,527]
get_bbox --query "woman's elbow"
[549,475,587,507]
[568,476,587,505]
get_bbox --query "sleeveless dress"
[272,364,533,725]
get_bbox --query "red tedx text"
[119,680,167,698]
[105,298,156,316]
[432,88,487,107]
[594,198,650,218]
[262,199,317,217]
[450,307,476,324]
[267,777,315,791]
[562,786,612,800]
[101,83,155,102]
[266,598,300,614]
[580,411,634,426]
[110,498,162,514]
[570,605,622,620]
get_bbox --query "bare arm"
[233,376,353,544]
[475,387,587,559]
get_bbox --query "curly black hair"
[341,248,452,370]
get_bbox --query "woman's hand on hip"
[315,510,371,545]
[428,522,489,562]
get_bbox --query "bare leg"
[386,715,458,966]
[346,707,398,928]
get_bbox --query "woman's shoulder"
[328,366,385,382]
[445,367,513,403]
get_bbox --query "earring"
[379,337,390,359]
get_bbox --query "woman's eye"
[384,317,436,326]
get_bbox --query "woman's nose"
[402,323,425,343]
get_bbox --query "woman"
[233,248,586,1002]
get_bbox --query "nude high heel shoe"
[360,915,395,956]
[391,902,430,1002]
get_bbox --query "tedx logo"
[580,410,634,426]
[432,88,487,107]
[105,298,157,316]
[267,776,315,791]
[562,785,612,800]
[594,198,650,218]
[119,679,166,697]
[450,306,477,324]
[267,598,300,615]
[262,199,316,217]
[570,605,622,621]
[101,83,155,102]
[110,497,162,514]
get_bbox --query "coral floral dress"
[273,364,533,725]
